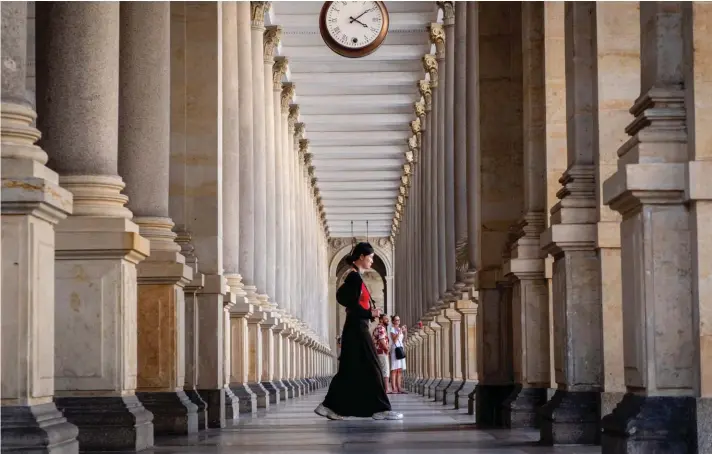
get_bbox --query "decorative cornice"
[428,23,445,59]
[264,25,282,60]
[423,54,438,87]
[273,57,288,91]
[419,80,432,111]
[281,82,295,114]
[251,1,269,28]
[437,1,455,26]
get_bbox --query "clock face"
[324,1,386,50]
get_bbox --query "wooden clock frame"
[318,1,390,59]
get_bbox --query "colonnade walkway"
[139,387,598,454]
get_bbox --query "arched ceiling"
[270,1,438,238]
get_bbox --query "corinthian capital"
[407,135,418,155]
[410,117,421,135]
[264,25,282,60]
[289,105,300,124]
[414,99,425,118]
[418,79,432,111]
[273,57,288,90]
[422,54,438,87]
[299,138,309,156]
[437,1,455,26]
[281,82,295,113]
[294,122,305,140]
[427,23,445,59]
[251,2,269,27]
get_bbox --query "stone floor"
[138,389,600,454]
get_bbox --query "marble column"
[260,311,279,403]
[251,1,269,304]
[36,3,154,449]
[501,2,549,429]
[419,77,434,317]
[471,2,522,427]
[117,2,197,435]
[600,3,700,452]
[434,310,453,402]
[175,2,227,430]
[281,324,297,397]
[281,85,295,319]
[272,317,288,400]
[170,3,208,430]
[263,24,280,308]
[0,2,78,452]
[539,2,601,444]
[229,0,258,415]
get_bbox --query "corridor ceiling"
[270,1,438,238]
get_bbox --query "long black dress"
[321,270,391,417]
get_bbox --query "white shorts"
[377,354,390,377]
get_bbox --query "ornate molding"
[294,122,305,140]
[403,163,412,176]
[264,25,282,60]
[288,104,300,129]
[437,1,455,26]
[410,117,421,135]
[299,138,309,157]
[251,1,269,28]
[428,23,445,59]
[418,80,432,111]
[414,99,425,118]
[273,57,288,90]
[281,82,295,113]
[407,135,418,154]
[423,54,438,87]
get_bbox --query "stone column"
[281,85,295,317]
[500,2,549,429]
[272,317,287,400]
[227,0,258,416]
[272,57,287,322]
[455,298,479,411]
[442,302,463,407]
[539,2,601,445]
[263,24,280,306]
[464,3,479,286]
[247,307,269,408]
[251,1,269,303]
[260,311,279,403]
[1,2,79,452]
[170,3,207,429]
[434,310,453,402]
[36,3,154,449]
[281,324,297,397]
[117,2,197,435]
[600,3,700,452]
[471,2,522,428]
[419,78,434,317]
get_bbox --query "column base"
[601,393,697,454]
[261,381,280,404]
[231,384,257,414]
[224,387,240,422]
[472,384,515,426]
[419,378,431,396]
[197,388,226,429]
[273,380,288,401]
[443,379,463,407]
[427,378,441,399]
[457,380,477,411]
[1,402,79,453]
[435,378,453,402]
[282,380,296,398]
[184,388,209,430]
[248,382,269,408]
[54,395,153,451]
[501,385,548,428]
[538,389,600,445]
[601,391,625,418]
[297,378,309,394]
[136,390,198,435]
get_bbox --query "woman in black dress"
[315,242,403,420]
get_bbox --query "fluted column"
[37,3,154,449]
[419,79,433,318]
[118,2,197,435]
[228,0,258,416]
[1,2,78,452]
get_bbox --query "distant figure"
[314,242,403,421]
[389,315,407,394]
[373,314,391,393]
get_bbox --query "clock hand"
[350,18,368,27]
[350,8,371,23]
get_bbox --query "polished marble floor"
[147,389,600,454]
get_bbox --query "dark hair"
[345,241,375,266]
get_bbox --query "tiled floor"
[148,390,600,454]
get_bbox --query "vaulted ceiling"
[270,1,438,238]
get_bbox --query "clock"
[319,1,390,59]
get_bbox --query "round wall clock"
[319,1,390,59]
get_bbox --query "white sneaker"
[314,404,343,420]
[372,410,403,420]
